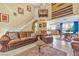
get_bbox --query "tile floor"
[53,35,74,56]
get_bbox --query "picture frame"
[18,7,24,14]
[0,13,9,22]
[27,5,31,12]
[38,9,48,17]
[43,23,46,27]
[39,24,42,28]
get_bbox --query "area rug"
[39,45,67,56]
[16,44,67,56]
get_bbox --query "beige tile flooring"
[53,35,74,56]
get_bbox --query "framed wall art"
[39,23,42,28]
[0,13,9,22]
[18,7,24,14]
[27,5,31,12]
[38,9,48,17]
[43,22,47,27]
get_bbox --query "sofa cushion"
[27,33,31,37]
[20,37,28,41]
[0,35,10,42]
[6,32,19,40]
[19,32,27,38]
[21,37,35,41]
[26,37,35,39]
[31,33,36,37]
[8,39,21,45]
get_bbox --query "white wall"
[21,19,35,31]
[0,3,34,36]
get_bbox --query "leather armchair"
[71,42,79,56]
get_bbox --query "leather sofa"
[36,30,53,44]
[71,33,79,56]
[0,31,37,52]
[73,38,79,41]
[40,35,53,44]
[71,42,79,56]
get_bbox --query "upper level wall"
[51,3,73,19]
[50,3,79,20]
[49,3,79,27]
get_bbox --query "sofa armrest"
[0,35,10,42]
[0,35,11,52]
[0,35,11,44]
